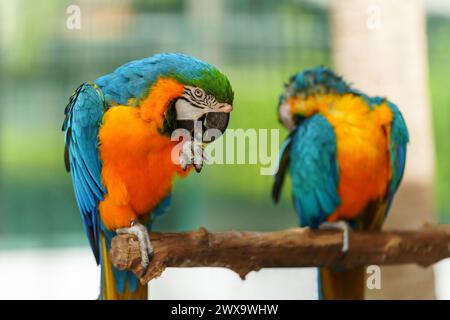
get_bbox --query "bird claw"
[179,140,208,172]
[179,141,192,171]
[319,221,351,253]
[116,221,153,268]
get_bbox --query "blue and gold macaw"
[63,53,233,299]
[272,67,409,300]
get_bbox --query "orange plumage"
[98,78,188,230]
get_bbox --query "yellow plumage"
[100,234,148,300]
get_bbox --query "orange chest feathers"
[319,95,393,222]
[98,106,178,217]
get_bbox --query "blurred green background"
[0,0,449,251]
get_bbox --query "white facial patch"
[175,86,232,121]
[175,98,207,120]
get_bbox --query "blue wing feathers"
[64,79,174,294]
[289,115,340,228]
[384,101,409,213]
[152,194,172,217]
[272,134,293,203]
[64,82,143,294]
[66,55,209,294]
[64,82,106,264]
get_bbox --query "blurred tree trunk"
[330,0,436,299]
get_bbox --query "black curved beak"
[174,112,230,173]
[202,112,230,143]
[175,112,230,143]
[175,119,196,133]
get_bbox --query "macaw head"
[127,53,233,172]
[277,66,351,130]
[148,53,234,144]
[94,53,233,172]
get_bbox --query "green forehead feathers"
[174,67,234,104]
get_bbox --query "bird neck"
[139,77,184,128]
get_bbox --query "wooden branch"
[109,225,450,285]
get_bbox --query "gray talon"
[202,147,210,164]
[319,221,351,253]
[117,221,153,268]
[180,140,206,172]
[193,143,204,172]
[179,141,192,171]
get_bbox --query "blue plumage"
[290,66,352,95]
[288,115,340,228]
[63,83,106,263]
[95,53,216,105]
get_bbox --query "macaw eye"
[194,88,205,99]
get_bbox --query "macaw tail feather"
[319,267,365,300]
[99,232,148,300]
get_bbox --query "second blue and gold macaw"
[273,67,409,300]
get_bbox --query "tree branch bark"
[109,225,450,285]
